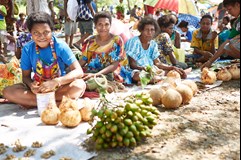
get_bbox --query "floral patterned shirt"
[81,35,127,81]
[155,32,173,64]
[125,36,160,67]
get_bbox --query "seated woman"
[202,0,240,69]
[3,12,86,109]
[155,15,188,69]
[168,13,181,49]
[189,15,219,63]
[125,17,187,84]
[79,12,128,88]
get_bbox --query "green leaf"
[139,70,152,89]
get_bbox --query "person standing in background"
[144,5,155,17]
[73,0,95,51]
[55,0,65,25]
[64,0,78,48]
[27,0,55,21]
[116,0,125,20]
[153,10,162,20]
[0,4,7,60]
[0,0,15,35]
[16,13,28,34]
[130,5,139,20]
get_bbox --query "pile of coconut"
[149,70,198,109]
[201,64,240,85]
[41,97,94,128]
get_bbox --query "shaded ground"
[85,80,240,160]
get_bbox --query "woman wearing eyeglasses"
[3,12,86,109]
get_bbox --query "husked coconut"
[201,67,217,85]
[166,70,181,79]
[228,64,240,80]
[181,80,198,96]
[149,88,166,106]
[80,98,94,121]
[217,68,232,81]
[41,100,60,125]
[160,77,179,90]
[59,96,79,112]
[162,89,182,109]
[59,108,82,128]
[176,84,193,104]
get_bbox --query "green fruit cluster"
[87,93,160,150]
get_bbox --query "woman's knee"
[70,79,86,98]
[73,79,86,90]
[2,86,14,99]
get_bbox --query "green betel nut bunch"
[87,93,160,150]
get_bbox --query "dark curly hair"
[168,13,178,25]
[137,17,159,33]
[178,20,189,28]
[200,14,213,24]
[93,11,112,25]
[223,0,240,7]
[26,12,54,32]
[157,15,174,28]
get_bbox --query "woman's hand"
[38,80,60,93]
[83,73,96,81]
[172,67,187,79]
[201,60,212,70]
[30,81,40,94]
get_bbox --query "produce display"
[201,67,217,85]
[162,88,183,109]
[203,64,240,83]
[227,64,240,80]
[217,67,232,81]
[87,93,161,150]
[181,80,198,96]
[41,100,60,125]
[0,140,72,159]
[166,70,181,79]
[41,96,94,128]
[176,84,193,105]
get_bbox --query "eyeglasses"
[200,22,211,25]
[32,31,52,37]
[143,28,156,33]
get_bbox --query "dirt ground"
[84,80,240,160]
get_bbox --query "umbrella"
[145,0,199,16]
[178,13,201,28]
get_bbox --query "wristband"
[54,78,61,88]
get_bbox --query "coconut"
[160,77,179,90]
[59,96,79,112]
[41,100,60,125]
[166,70,181,79]
[217,68,232,81]
[149,88,166,106]
[59,108,82,128]
[228,64,240,80]
[181,80,198,96]
[201,67,217,85]
[162,88,182,109]
[80,98,94,122]
[175,84,193,104]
